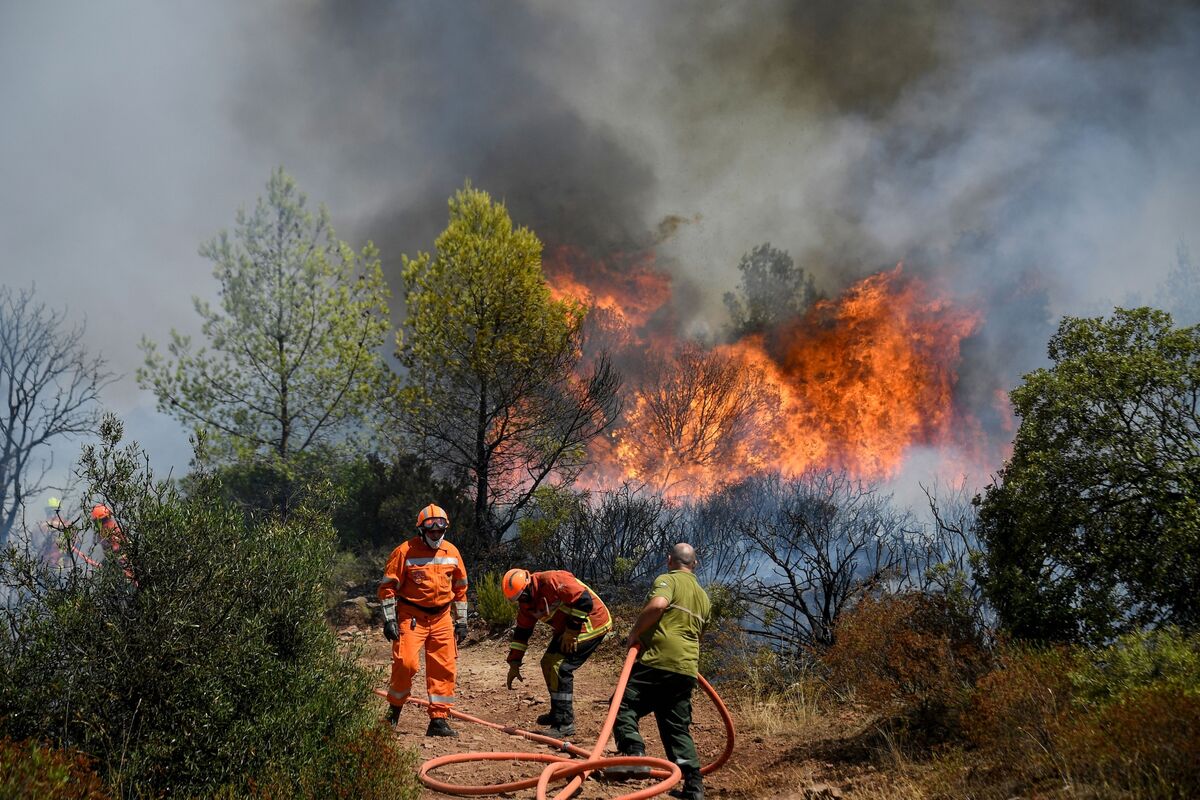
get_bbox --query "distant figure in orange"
[90,503,132,580]
[377,503,469,737]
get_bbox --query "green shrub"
[1070,626,1200,704]
[476,571,516,630]
[0,738,109,799]
[0,417,421,798]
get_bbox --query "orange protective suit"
[378,533,468,719]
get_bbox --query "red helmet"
[415,503,449,531]
[502,568,531,601]
[91,504,113,521]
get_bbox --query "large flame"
[545,249,985,497]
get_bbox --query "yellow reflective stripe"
[562,606,589,619]
[509,642,527,652]
[577,618,611,642]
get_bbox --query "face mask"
[422,531,445,548]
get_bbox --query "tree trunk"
[475,381,490,549]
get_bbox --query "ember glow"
[546,249,985,497]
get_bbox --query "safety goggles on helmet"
[421,518,449,531]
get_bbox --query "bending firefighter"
[502,568,612,738]
[611,543,711,800]
[378,504,469,737]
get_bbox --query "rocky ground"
[334,606,904,800]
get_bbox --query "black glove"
[506,662,524,690]
[383,619,399,642]
[455,622,468,645]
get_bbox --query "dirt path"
[354,624,759,799]
[346,616,901,799]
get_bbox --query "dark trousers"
[613,662,699,770]
[540,631,605,725]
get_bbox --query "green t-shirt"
[638,570,711,677]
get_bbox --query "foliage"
[917,480,989,631]
[325,453,472,553]
[0,738,109,800]
[394,183,621,549]
[964,644,1200,798]
[521,483,684,601]
[964,646,1078,764]
[0,416,419,798]
[138,168,390,472]
[236,724,420,800]
[722,243,819,339]
[719,642,827,736]
[475,571,516,630]
[1070,626,1200,704]
[0,284,113,546]
[825,592,991,740]
[978,307,1200,644]
[1060,686,1200,798]
[517,484,586,561]
[706,472,917,653]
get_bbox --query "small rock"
[802,784,843,799]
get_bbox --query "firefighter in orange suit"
[502,568,612,738]
[378,503,469,737]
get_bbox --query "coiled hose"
[375,646,735,798]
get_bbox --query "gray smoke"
[2,0,1198,489]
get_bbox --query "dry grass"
[734,676,827,737]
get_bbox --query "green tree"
[138,169,389,480]
[978,308,1200,644]
[394,184,620,551]
[723,243,819,339]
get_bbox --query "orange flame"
[546,250,988,497]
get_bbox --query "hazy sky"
[3,1,1198,496]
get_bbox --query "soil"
[343,621,896,800]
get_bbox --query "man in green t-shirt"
[611,542,711,800]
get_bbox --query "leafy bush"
[1060,686,1200,798]
[235,724,420,800]
[0,417,420,798]
[1070,626,1200,704]
[824,592,991,740]
[0,738,108,800]
[965,646,1078,765]
[476,571,516,630]
[963,644,1200,798]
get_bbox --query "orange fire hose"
[375,646,735,798]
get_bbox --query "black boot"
[385,704,402,729]
[540,718,575,738]
[603,744,650,780]
[539,699,575,738]
[669,766,704,800]
[425,717,459,737]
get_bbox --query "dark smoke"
[2,0,1198,489]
